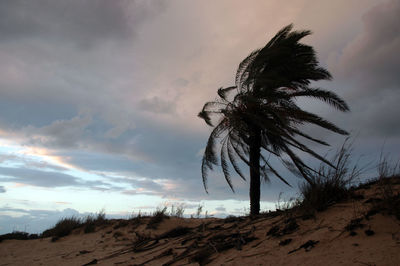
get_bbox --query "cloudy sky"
[0,0,399,234]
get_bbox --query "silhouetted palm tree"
[198,24,349,215]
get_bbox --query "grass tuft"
[83,210,108,234]
[41,210,108,240]
[41,216,82,239]
[298,138,364,212]
[147,206,169,229]
[170,204,185,218]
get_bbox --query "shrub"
[41,210,108,239]
[374,152,400,219]
[377,151,399,179]
[147,206,168,229]
[41,216,82,239]
[83,216,96,234]
[130,211,144,227]
[0,231,39,242]
[299,138,364,212]
[83,210,108,233]
[375,176,400,220]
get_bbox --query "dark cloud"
[0,166,79,187]
[0,0,165,47]
[0,99,77,130]
[0,0,166,138]
[330,0,400,138]
[0,186,5,193]
[51,122,205,183]
[338,0,400,92]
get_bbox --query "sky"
[0,0,399,234]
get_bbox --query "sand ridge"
[1,178,399,266]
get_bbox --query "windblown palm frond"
[198,24,349,215]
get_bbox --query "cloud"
[0,186,5,193]
[0,166,118,190]
[0,0,166,140]
[138,96,177,114]
[215,206,226,212]
[0,0,165,48]
[105,122,135,139]
[171,78,189,88]
[112,175,165,195]
[0,152,67,171]
[0,0,302,175]
[0,166,79,187]
[21,160,68,172]
[21,113,92,149]
[329,0,400,138]
[0,0,398,222]
[337,0,400,92]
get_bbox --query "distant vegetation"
[0,231,39,242]
[41,210,108,242]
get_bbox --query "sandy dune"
[1,178,399,266]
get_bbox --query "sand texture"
[1,178,400,266]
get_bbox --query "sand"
[1,178,399,266]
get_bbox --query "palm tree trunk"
[249,126,261,216]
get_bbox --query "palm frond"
[288,127,329,146]
[236,49,260,89]
[229,132,250,165]
[289,108,349,135]
[221,136,235,192]
[289,88,349,112]
[227,137,247,181]
[282,144,313,184]
[263,158,292,187]
[217,86,237,100]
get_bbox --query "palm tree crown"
[198,24,349,215]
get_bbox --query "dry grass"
[83,210,108,233]
[40,210,108,241]
[298,139,365,213]
[146,206,169,229]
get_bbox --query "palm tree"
[198,24,349,216]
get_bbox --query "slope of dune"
[1,177,399,266]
